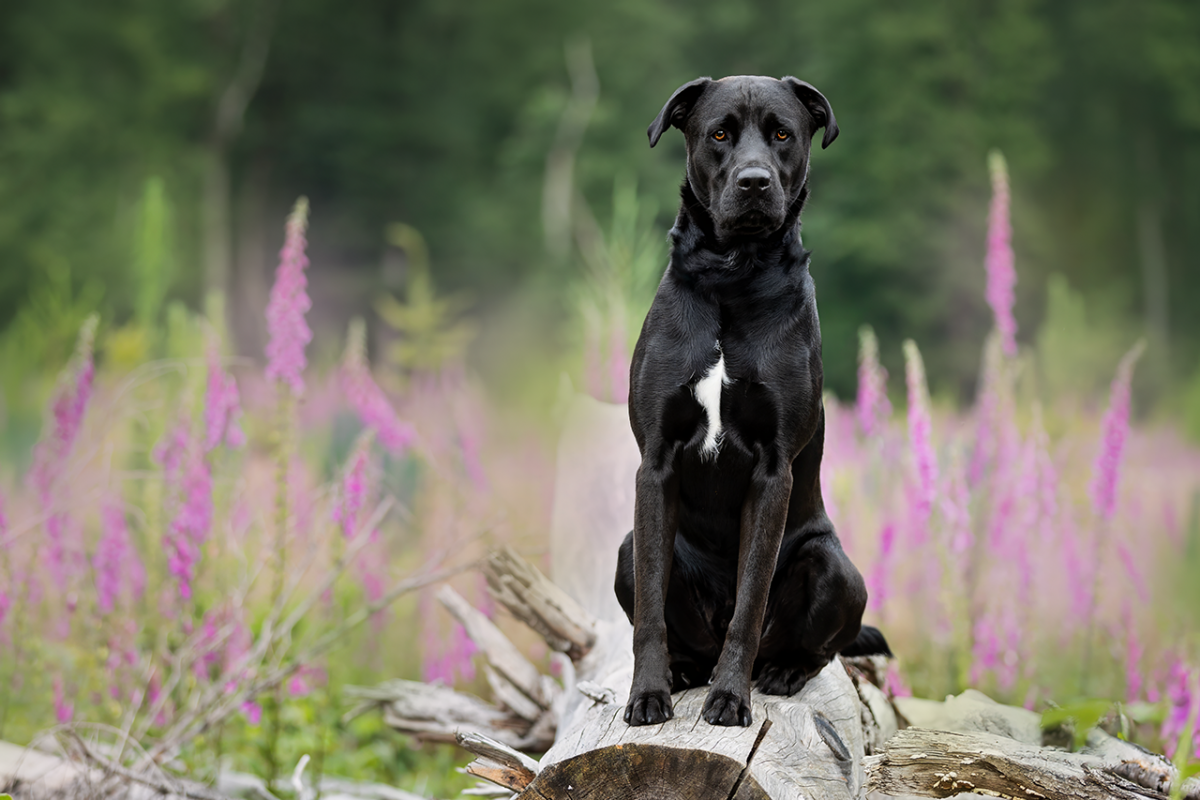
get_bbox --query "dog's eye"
[776,129,790,141]
[712,130,727,141]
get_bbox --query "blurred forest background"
[2,1,1200,792]
[3,0,1200,423]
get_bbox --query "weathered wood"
[456,731,540,793]
[482,545,597,661]
[523,743,770,800]
[863,727,1200,800]
[437,585,558,711]
[344,679,528,748]
[886,689,1200,800]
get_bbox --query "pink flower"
[1161,659,1200,760]
[884,661,911,698]
[985,151,1017,357]
[866,522,896,613]
[242,701,262,725]
[856,326,891,438]
[29,315,98,582]
[940,450,972,560]
[333,431,374,538]
[93,498,146,614]
[903,340,938,542]
[54,675,74,724]
[1089,341,1145,522]
[265,198,312,396]
[204,336,245,451]
[341,323,416,456]
[157,424,213,601]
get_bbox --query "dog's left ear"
[648,77,712,148]
[783,77,838,149]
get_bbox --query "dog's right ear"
[647,77,712,148]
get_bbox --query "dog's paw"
[702,687,752,727]
[624,689,674,726]
[756,663,810,696]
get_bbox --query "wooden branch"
[344,680,525,748]
[863,727,1200,800]
[456,731,540,793]
[482,546,596,661]
[437,585,556,711]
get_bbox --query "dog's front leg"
[703,465,792,726]
[624,454,680,726]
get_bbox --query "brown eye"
[776,129,790,141]
[713,130,726,141]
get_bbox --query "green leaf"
[1041,699,1114,750]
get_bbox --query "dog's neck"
[669,180,812,281]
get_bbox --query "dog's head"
[648,75,837,241]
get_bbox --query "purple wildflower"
[884,661,911,699]
[53,675,74,724]
[866,522,896,613]
[158,424,213,601]
[985,151,1017,357]
[204,336,245,451]
[903,340,939,542]
[333,431,374,538]
[265,197,312,396]
[93,498,146,614]
[242,701,263,725]
[1162,659,1200,760]
[940,448,972,561]
[1089,341,1144,522]
[341,321,416,456]
[1031,407,1059,542]
[30,315,98,582]
[856,326,891,438]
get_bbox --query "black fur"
[615,76,888,728]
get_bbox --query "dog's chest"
[692,342,730,457]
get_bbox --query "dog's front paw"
[756,663,811,696]
[702,687,752,727]
[624,688,674,726]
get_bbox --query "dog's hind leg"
[755,530,870,695]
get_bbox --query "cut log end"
[517,744,770,800]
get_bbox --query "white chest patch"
[694,343,730,457]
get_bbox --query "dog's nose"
[736,167,772,194]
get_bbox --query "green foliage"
[1041,699,1116,750]
[3,1,1200,401]
[376,224,477,376]
[1036,274,1132,405]
[1184,368,1200,442]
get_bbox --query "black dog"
[614,76,889,728]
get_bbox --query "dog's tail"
[840,625,892,658]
